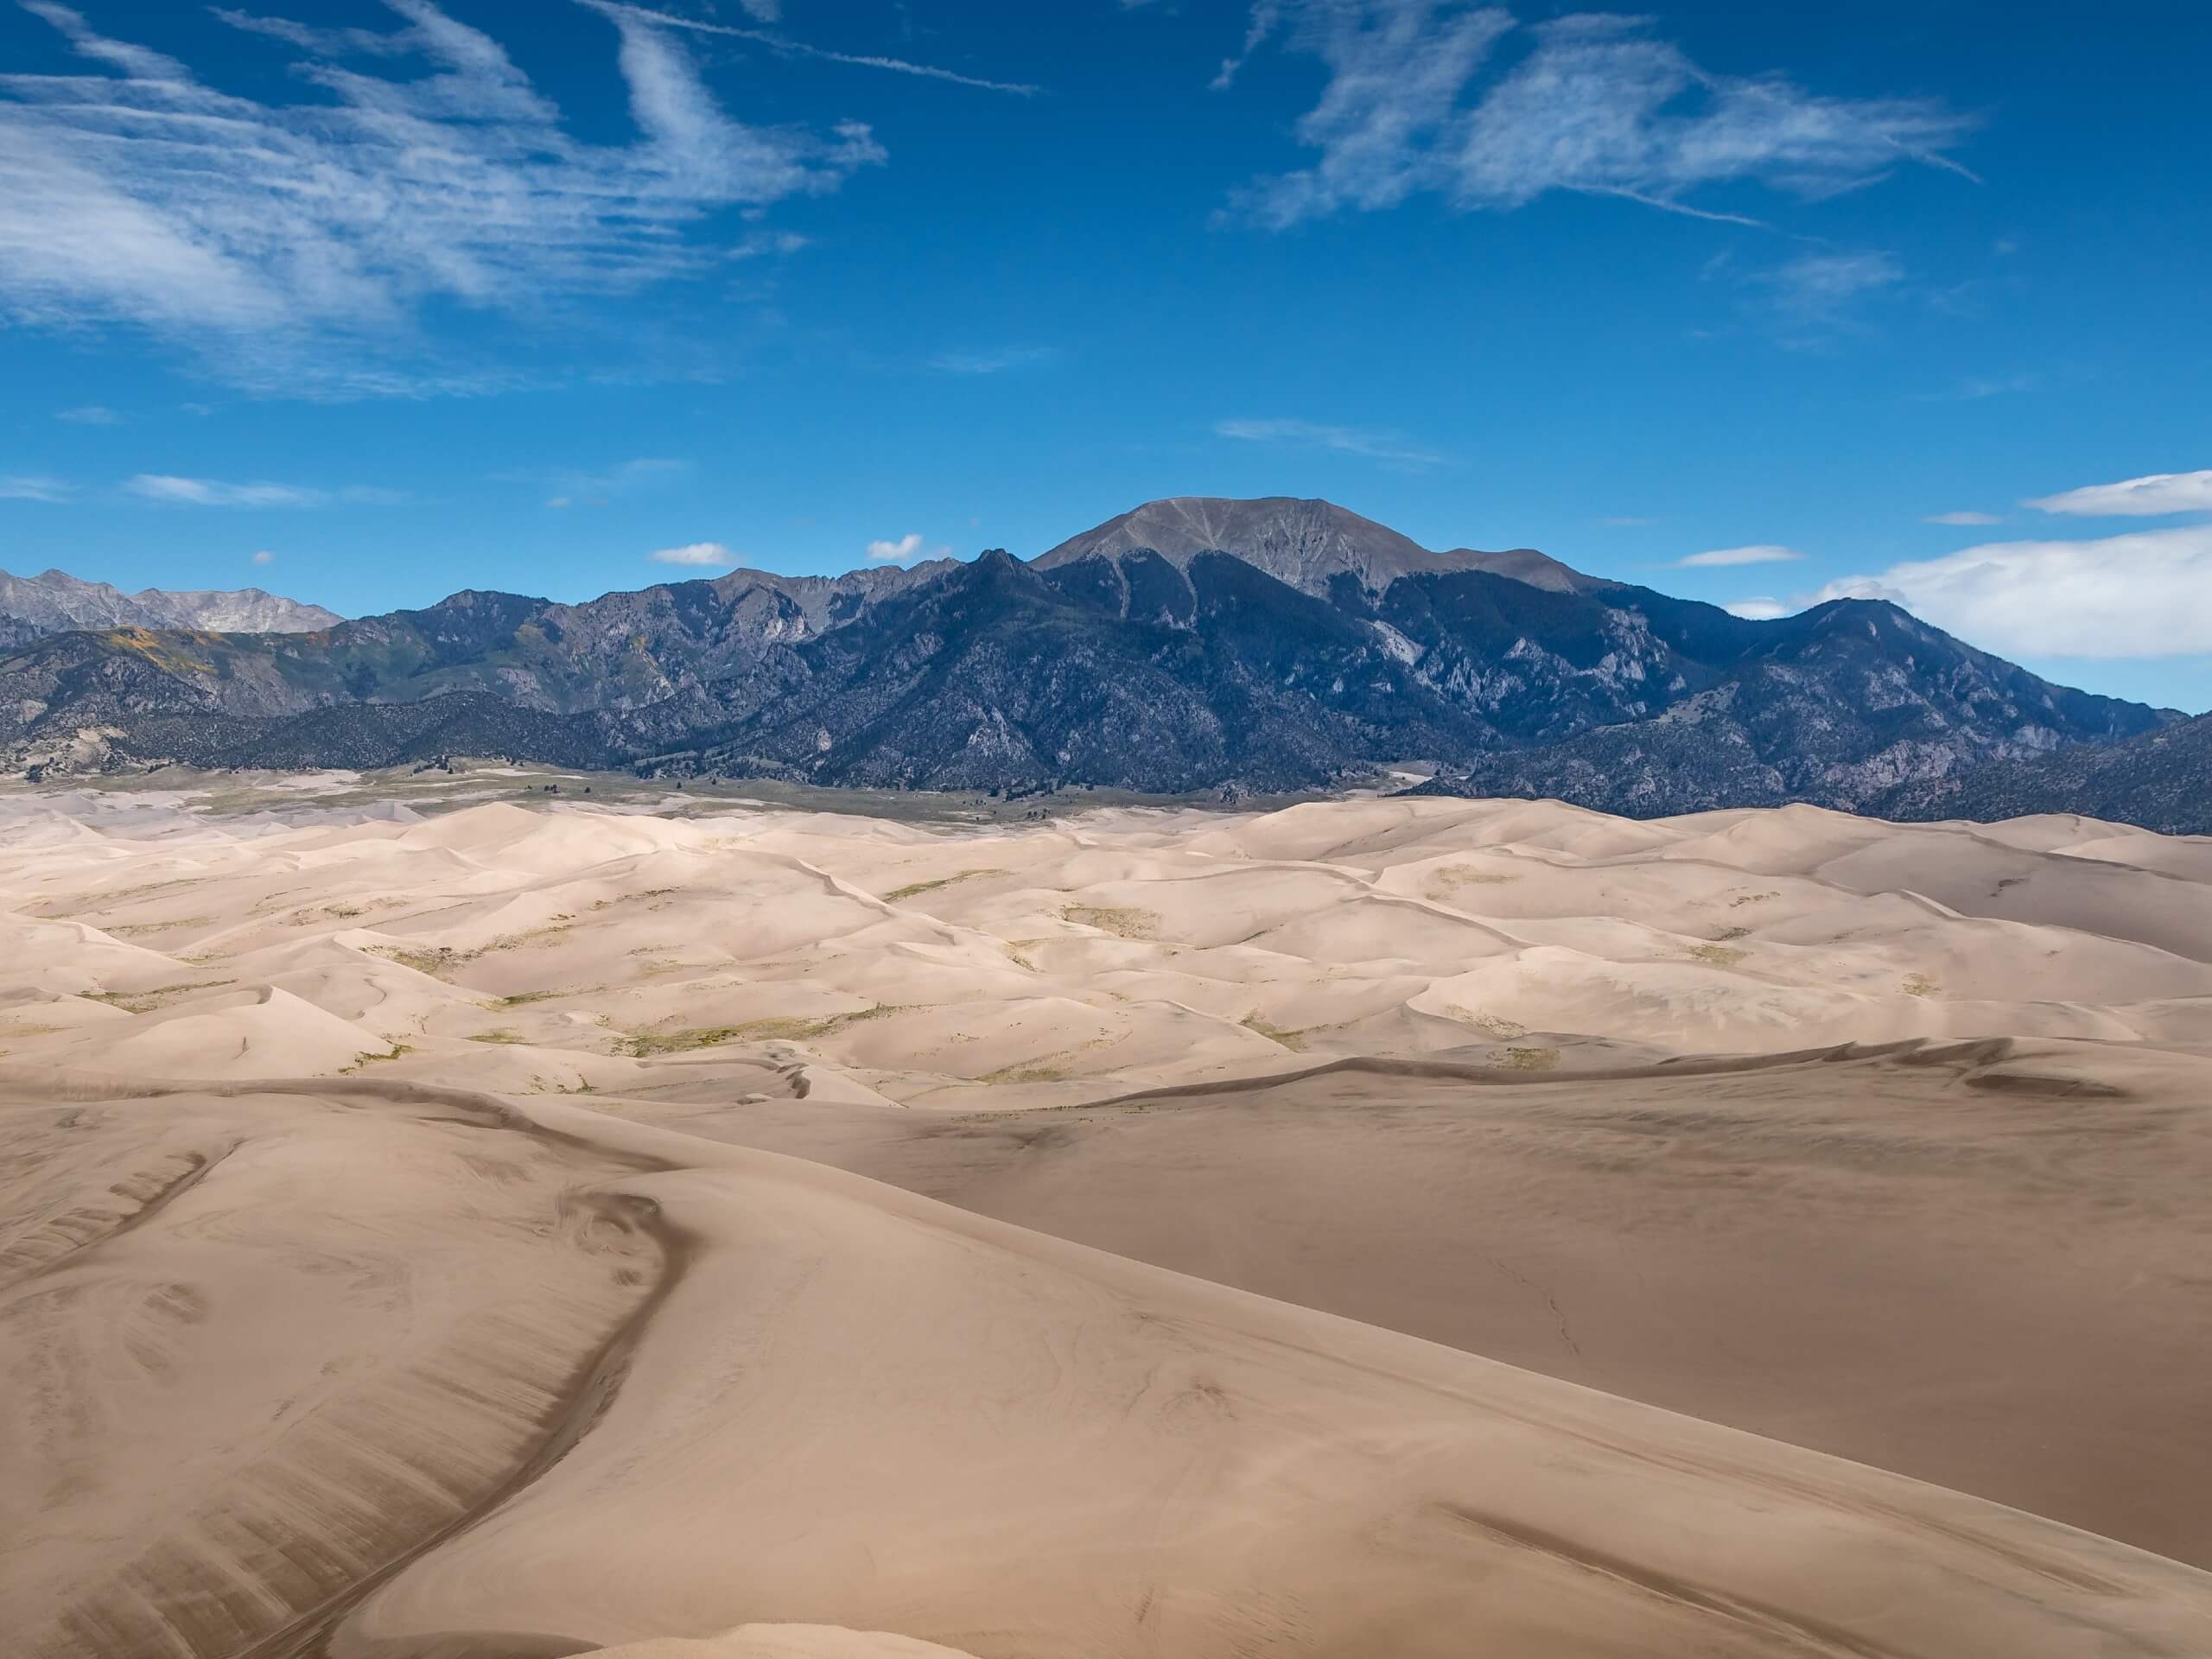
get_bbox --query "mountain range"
[0,566,340,639]
[1,497,2199,828]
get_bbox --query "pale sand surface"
[3,783,2211,1656]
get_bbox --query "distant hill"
[0,499,2177,821]
[0,567,340,637]
[1873,711,2212,836]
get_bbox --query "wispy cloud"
[649,541,735,567]
[0,475,72,502]
[0,2,884,391]
[926,346,1062,375]
[1222,7,1975,229]
[2026,470,2212,518]
[1679,544,1804,568]
[1812,526,2212,658]
[1214,416,1446,470]
[512,456,690,509]
[124,474,401,507]
[1925,511,2002,526]
[1759,250,1904,330]
[56,404,121,424]
[251,549,276,565]
[593,3,1044,96]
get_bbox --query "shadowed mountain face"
[0,567,340,636]
[1873,710,2212,835]
[0,499,2173,815]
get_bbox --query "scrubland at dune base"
[3,777,2210,1658]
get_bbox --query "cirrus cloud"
[1214,416,1446,470]
[0,1,884,392]
[1222,7,1976,230]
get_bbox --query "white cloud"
[0,2,884,391]
[57,404,121,424]
[649,541,734,566]
[251,549,275,565]
[1224,8,1974,228]
[867,532,928,563]
[1925,511,2002,526]
[1215,416,1446,470]
[1680,544,1804,568]
[2026,470,2212,518]
[1812,525,2212,658]
[1724,597,1789,620]
[0,475,72,502]
[124,474,399,507]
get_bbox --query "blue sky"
[2,0,2208,709]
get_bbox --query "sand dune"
[5,788,2211,1100]
[3,779,2210,1656]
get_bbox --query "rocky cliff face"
[0,499,2173,818]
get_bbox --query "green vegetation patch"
[470,1028,528,1046]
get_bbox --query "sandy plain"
[3,773,2209,1658]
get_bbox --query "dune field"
[3,777,2210,1657]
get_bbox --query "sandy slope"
[4,1070,2208,1659]
[4,784,2212,1656]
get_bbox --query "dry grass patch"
[886,868,1008,902]
[1062,904,1159,939]
[470,1028,527,1046]
[980,1063,1071,1085]
[1902,973,1940,998]
[85,979,235,1014]
[1689,943,1749,967]
[340,1042,414,1073]
[1445,1005,1527,1040]
[1427,864,1520,899]
[619,1003,904,1058]
[105,916,212,938]
[1731,890,1781,908]
[1495,1046,1560,1071]
[1242,1015,1310,1052]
